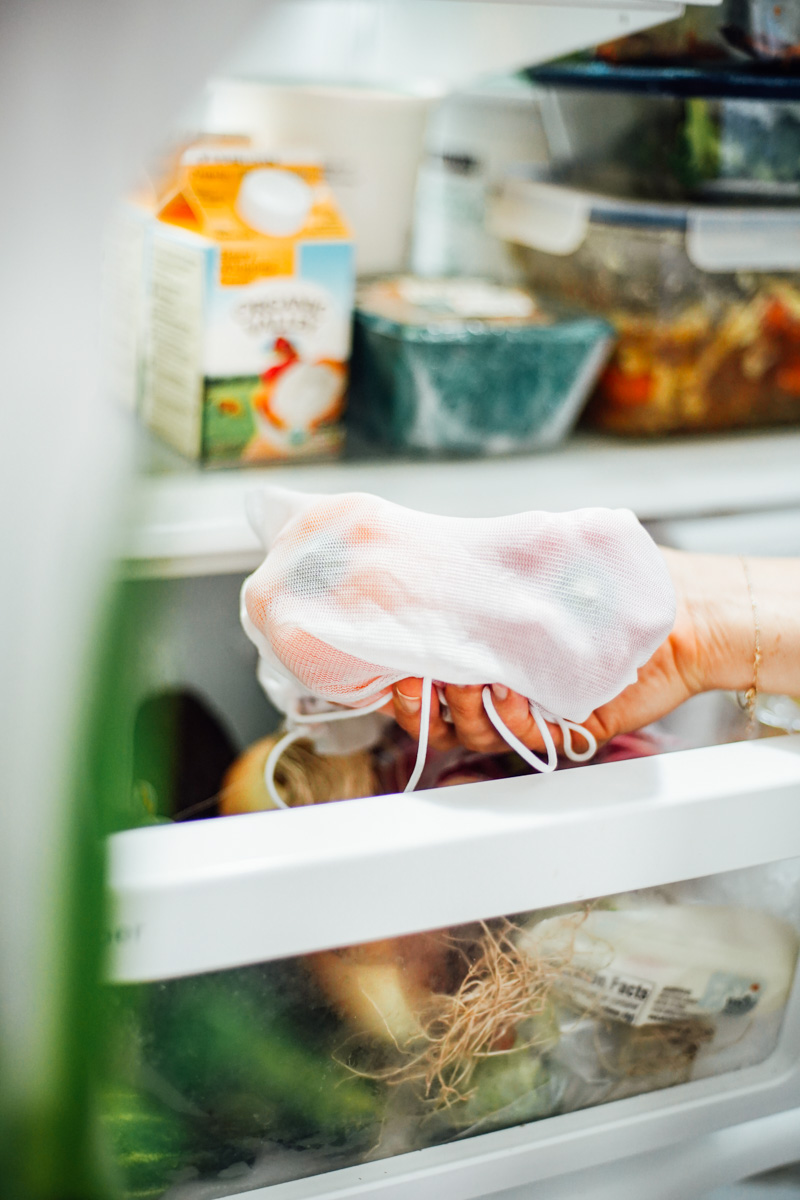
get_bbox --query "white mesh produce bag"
[241,486,675,796]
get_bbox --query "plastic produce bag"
[516,900,800,1113]
[518,905,800,1027]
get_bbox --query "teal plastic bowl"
[346,305,614,456]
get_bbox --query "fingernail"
[395,689,421,714]
[492,684,509,702]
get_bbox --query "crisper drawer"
[105,735,800,1200]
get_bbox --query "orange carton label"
[157,149,348,248]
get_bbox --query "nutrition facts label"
[649,986,695,1024]
[562,965,764,1027]
[563,968,656,1026]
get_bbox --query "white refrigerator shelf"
[124,429,800,579]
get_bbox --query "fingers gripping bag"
[240,486,676,801]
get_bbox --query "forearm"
[670,550,800,696]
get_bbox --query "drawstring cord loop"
[482,687,558,774]
[264,680,597,802]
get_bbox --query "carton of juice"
[143,146,354,463]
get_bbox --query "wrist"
[666,549,800,697]
[664,550,756,695]
[743,556,800,696]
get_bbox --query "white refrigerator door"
[0,0,264,1144]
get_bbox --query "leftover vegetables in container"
[490,170,800,435]
[575,0,800,68]
[588,285,800,434]
[616,96,800,200]
[723,0,800,64]
[591,7,731,65]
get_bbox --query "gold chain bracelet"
[738,556,762,736]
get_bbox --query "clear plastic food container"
[530,62,800,202]
[346,277,613,456]
[490,171,800,436]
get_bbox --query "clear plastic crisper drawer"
[104,736,800,1200]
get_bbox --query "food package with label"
[346,276,613,456]
[490,168,800,435]
[516,898,800,1111]
[141,145,354,464]
[518,905,799,1028]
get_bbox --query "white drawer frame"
[108,736,800,1200]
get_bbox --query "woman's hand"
[384,548,782,755]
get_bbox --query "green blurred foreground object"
[0,577,151,1200]
[143,970,381,1147]
[100,1089,188,1200]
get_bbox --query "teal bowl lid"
[355,275,613,339]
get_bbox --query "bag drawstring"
[263,679,597,805]
[263,689,394,809]
[482,687,558,773]
[403,676,433,793]
[482,687,597,772]
[552,715,597,763]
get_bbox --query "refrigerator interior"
[7,3,800,1200]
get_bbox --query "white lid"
[491,173,800,272]
[688,210,800,272]
[236,167,313,236]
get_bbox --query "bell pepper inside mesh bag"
[240,486,675,790]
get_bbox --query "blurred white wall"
[0,0,263,1127]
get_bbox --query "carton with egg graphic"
[143,147,354,463]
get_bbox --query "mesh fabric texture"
[241,487,675,725]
